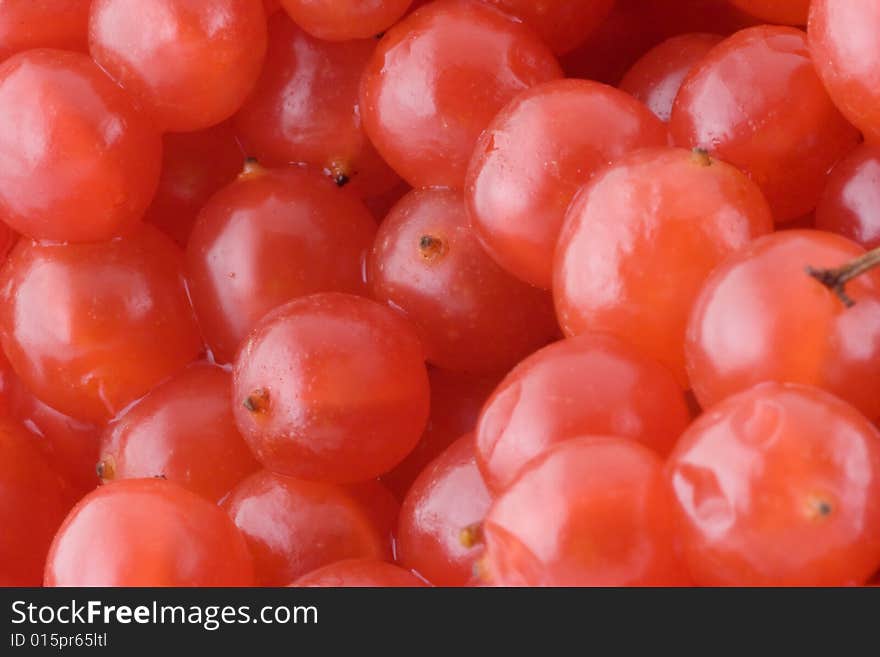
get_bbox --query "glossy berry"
[223,470,389,585]
[686,230,880,420]
[382,367,499,500]
[0,49,162,242]
[0,420,72,586]
[475,333,690,492]
[360,0,562,189]
[234,14,400,199]
[144,122,244,247]
[815,143,880,250]
[482,0,615,54]
[466,78,668,289]
[809,0,880,144]
[619,33,723,122]
[670,26,860,222]
[482,436,686,586]
[0,1,90,61]
[668,383,880,586]
[369,188,559,374]
[233,293,429,483]
[280,0,412,41]
[292,560,426,587]
[46,479,255,586]
[398,434,491,587]
[728,0,809,24]
[89,0,268,132]
[554,147,773,385]
[0,224,203,424]
[186,163,376,365]
[0,354,100,496]
[99,363,260,502]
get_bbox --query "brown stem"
[806,245,880,308]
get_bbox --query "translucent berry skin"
[0,420,73,586]
[0,225,203,424]
[554,147,774,386]
[360,0,563,189]
[369,188,559,374]
[235,15,400,200]
[0,357,101,497]
[482,0,615,54]
[280,0,412,41]
[816,144,880,250]
[476,333,690,493]
[293,560,426,588]
[668,383,880,586]
[233,293,429,483]
[223,471,389,586]
[0,0,90,61]
[466,79,667,289]
[810,1,880,144]
[382,367,499,500]
[729,0,809,24]
[89,0,268,132]
[619,33,723,122]
[483,437,687,587]
[144,122,243,247]
[0,50,162,243]
[186,165,376,365]
[398,434,491,587]
[46,479,255,587]
[686,230,880,420]
[99,363,259,502]
[670,26,860,223]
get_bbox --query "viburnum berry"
[45,479,255,587]
[668,383,880,586]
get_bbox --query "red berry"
[0,1,90,61]
[360,0,562,188]
[232,293,429,483]
[369,188,559,374]
[668,383,880,586]
[46,479,255,586]
[670,25,860,222]
[292,559,426,587]
[186,164,376,365]
[234,13,400,199]
[223,470,390,585]
[0,225,203,424]
[466,78,668,288]
[0,420,73,586]
[619,33,723,122]
[398,434,491,587]
[554,147,773,385]
[89,0,268,132]
[483,436,687,586]
[279,0,413,41]
[100,362,260,502]
[475,333,690,492]
[144,122,244,247]
[809,0,880,144]
[816,143,880,251]
[0,49,161,242]
[686,230,880,420]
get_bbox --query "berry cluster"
[2,0,880,587]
